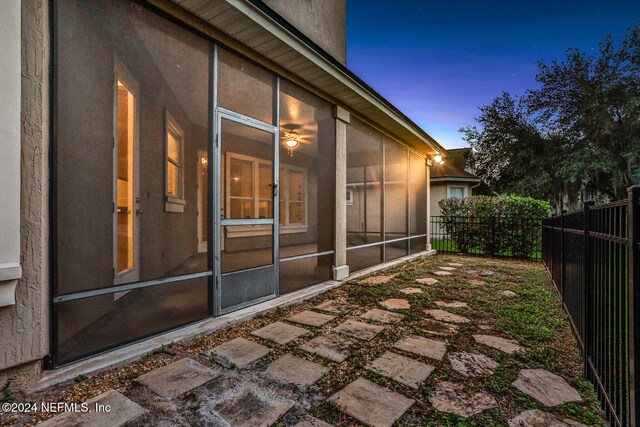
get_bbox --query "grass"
[430,239,542,261]
[0,254,604,427]
[310,254,604,426]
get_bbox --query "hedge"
[437,195,550,258]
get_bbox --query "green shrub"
[437,195,550,257]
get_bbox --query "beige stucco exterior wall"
[261,0,347,64]
[0,0,49,382]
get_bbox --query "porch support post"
[426,158,432,251]
[0,0,22,307]
[333,106,349,280]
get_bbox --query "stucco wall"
[0,0,49,379]
[261,0,346,64]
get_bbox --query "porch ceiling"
[170,0,446,157]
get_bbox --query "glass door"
[215,109,279,314]
[113,73,140,286]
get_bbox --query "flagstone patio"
[1,255,605,426]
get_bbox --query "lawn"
[0,254,603,426]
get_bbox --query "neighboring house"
[0,0,446,378]
[430,148,492,216]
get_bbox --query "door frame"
[113,57,141,286]
[214,107,280,315]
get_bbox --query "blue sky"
[346,0,640,148]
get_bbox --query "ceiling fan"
[280,123,316,156]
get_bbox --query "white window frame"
[165,110,186,212]
[447,184,467,199]
[346,187,354,206]
[225,152,308,237]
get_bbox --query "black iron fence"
[430,215,543,260]
[542,186,640,426]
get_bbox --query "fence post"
[560,209,565,303]
[629,185,640,427]
[583,201,595,376]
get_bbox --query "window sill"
[165,196,186,213]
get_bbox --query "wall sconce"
[433,153,444,165]
[283,131,300,157]
[201,157,208,167]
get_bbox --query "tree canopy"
[461,22,640,209]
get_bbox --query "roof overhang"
[431,177,481,183]
[168,0,446,156]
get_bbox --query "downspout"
[470,181,481,195]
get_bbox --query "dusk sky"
[346,0,640,149]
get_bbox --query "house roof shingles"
[431,148,480,181]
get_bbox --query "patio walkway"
[2,255,604,426]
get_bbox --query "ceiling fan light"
[284,138,299,149]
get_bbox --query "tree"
[462,22,640,207]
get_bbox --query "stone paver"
[424,309,471,324]
[469,279,487,286]
[440,266,456,271]
[512,369,582,406]
[435,300,468,308]
[473,334,523,354]
[207,337,271,368]
[251,321,309,344]
[428,381,498,418]
[508,409,587,427]
[467,269,495,276]
[328,377,414,427]
[448,262,463,267]
[265,354,328,386]
[300,334,354,362]
[314,300,356,314]
[399,287,423,294]
[334,319,385,341]
[448,352,498,377]
[416,277,439,285]
[39,389,146,427]
[433,271,453,276]
[393,335,447,361]
[294,417,334,427]
[501,290,517,297]
[379,298,411,310]
[366,351,434,389]
[135,358,221,399]
[214,384,295,427]
[360,308,405,324]
[359,274,396,286]
[418,319,459,336]
[287,310,336,327]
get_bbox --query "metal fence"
[542,185,640,426]
[430,215,543,260]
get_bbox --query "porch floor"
[3,255,605,426]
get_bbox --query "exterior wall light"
[433,153,444,165]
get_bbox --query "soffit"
[170,0,446,156]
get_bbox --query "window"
[280,166,307,228]
[346,188,354,206]
[226,152,307,236]
[449,186,465,199]
[165,112,186,212]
